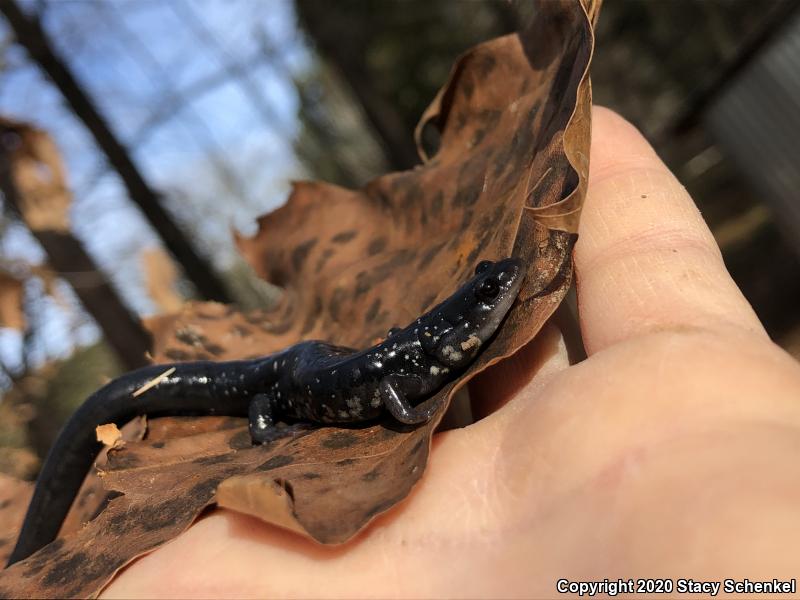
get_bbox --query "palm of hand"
[104,109,800,598]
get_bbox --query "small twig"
[132,367,176,398]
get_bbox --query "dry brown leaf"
[60,416,148,539]
[94,424,122,448]
[0,476,32,567]
[0,272,25,331]
[1,2,599,597]
[141,247,183,315]
[0,117,71,233]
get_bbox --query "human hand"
[103,107,800,598]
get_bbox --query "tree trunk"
[0,0,232,304]
[0,122,151,370]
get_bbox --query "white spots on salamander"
[256,415,267,430]
[273,361,278,372]
[460,334,481,352]
[346,397,363,417]
[430,365,440,376]
[338,410,349,419]
[441,345,463,362]
[371,388,382,407]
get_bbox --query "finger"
[575,107,766,355]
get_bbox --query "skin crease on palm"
[102,107,800,598]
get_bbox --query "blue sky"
[0,0,312,373]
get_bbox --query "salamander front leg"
[248,393,281,444]
[380,375,442,425]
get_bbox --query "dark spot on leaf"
[417,241,447,269]
[355,249,415,298]
[203,342,225,356]
[336,458,356,467]
[42,550,91,587]
[367,237,387,255]
[269,265,290,288]
[174,327,207,347]
[88,490,124,523]
[243,310,267,324]
[453,110,468,132]
[408,438,424,460]
[361,467,380,482]
[188,478,222,502]
[139,484,218,535]
[23,537,65,574]
[150,441,165,449]
[301,296,322,334]
[364,298,381,324]
[107,450,141,470]
[353,271,372,298]
[430,190,443,216]
[328,286,347,321]
[302,472,321,480]
[475,52,497,77]
[106,507,134,535]
[164,348,191,361]
[0,499,10,510]
[331,230,357,244]
[193,454,230,466]
[257,454,294,471]
[291,238,317,271]
[228,430,253,450]
[467,228,496,266]
[315,247,335,272]
[365,498,400,520]
[140,497,185,531]
[231,324,252,337]
[459,208,475,232]
[462,77,474,99]
[419,293,438,312]
[321,431,358,449]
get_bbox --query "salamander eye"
[474,260,493,275]
[475,277,500,301]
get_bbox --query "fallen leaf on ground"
[1,2,599,597]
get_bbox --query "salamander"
[7,257,523,566]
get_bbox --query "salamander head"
[421,257,524,368]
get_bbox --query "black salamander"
[7,257,523,566]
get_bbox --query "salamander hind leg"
[380,375,442,425]
[248,393,281,444]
